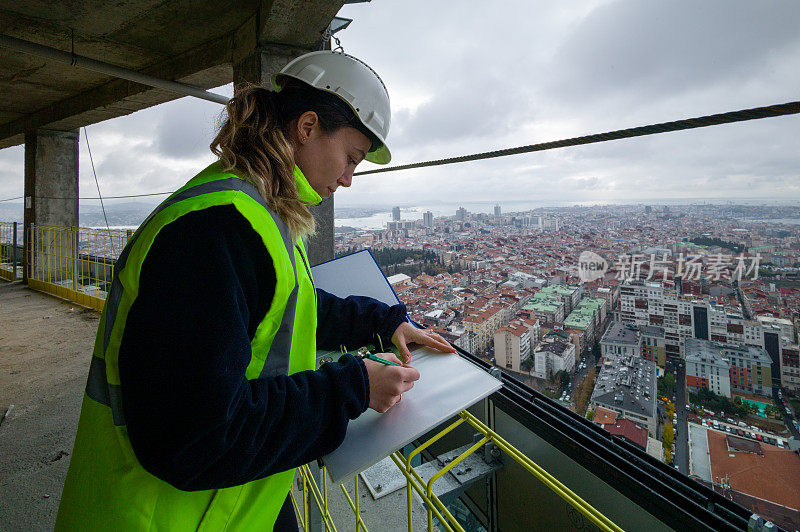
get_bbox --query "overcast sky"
[1,0,799,210]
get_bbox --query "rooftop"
[685,338,730,367]
[592,353,657,419]
[564,311,592,329]
[593,406,619,425]
[720,344,774,365]
[601,321,640,346]
[523,300,561,313]
[707,429,800,511]
[601,418,648,449]
[638,325,665,338]
[535,337,572,358]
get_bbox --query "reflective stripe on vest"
[86,176,299,425]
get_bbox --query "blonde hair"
[211,84,315,240]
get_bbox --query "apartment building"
[463,304,506,354]
[494,321,532,372]
[601,321,641,359]
[591,352,658,437]
[523,297,565,324]
[758,315,796,386]
[639,325,666,368]
[618,281,695,358]
[781,344,800,392]
[685,338,732,398]
[538,284,582,315]
[532,336,575,379]
[685,338,773,398]
[618,280,776,360]
[564,309,594,346]
[721,343,773,397]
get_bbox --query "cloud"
[0,145,24,200]
[2,2,799,210]
[549,0,800,107]
[152,87,231,159]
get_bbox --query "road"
[673,360,689,475]
[558,353,591,407]
[774,387,800,440]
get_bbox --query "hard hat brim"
[366,143,391,165]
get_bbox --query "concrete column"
[23,129,79,283]
[232,48,334,266]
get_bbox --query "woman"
[55,50,455,530]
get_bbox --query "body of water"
[335,200,588,230]
[744,218,800,226]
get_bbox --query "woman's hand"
[363,352,420,413]
[391,321,457,363]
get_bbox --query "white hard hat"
[273,50,392,164]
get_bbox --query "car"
[565,395,571,401]
[765,437,776,446]
[736,429,744,437]
[756,434,763,441]
[777,440,786,448]
[685,405,691,411]
[738,421,748,428]
[727,418,735,425]
[750,425,759,432]
[725,426,732,433]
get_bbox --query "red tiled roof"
[602,418,647,449]
[593,407,618,425]
[707,429,800,510]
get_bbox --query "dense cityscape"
[335,202,800,529]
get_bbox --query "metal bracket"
[748,514,776,531]
[361,440,502,504]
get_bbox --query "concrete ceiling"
[0,0,345,149]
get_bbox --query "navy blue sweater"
[118,205,407,491]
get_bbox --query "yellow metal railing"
[26,224,131,310]
[292,409,623,532]
[0,221,21,281]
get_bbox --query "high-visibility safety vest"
[55,162,322,531]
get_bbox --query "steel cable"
[354,101,800,176]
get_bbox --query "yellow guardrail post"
[338,476,368,531]
[72,226,78,292]
[304,470,309,531]
[390,452,461,532]
[354,476,360,531]
[299,464,338,532]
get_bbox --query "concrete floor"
[0,280,431,531]
[0,281,96,531]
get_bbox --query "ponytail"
[211,84,315,240]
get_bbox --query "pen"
[362,352,403,367]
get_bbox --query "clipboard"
[311,250,502,484]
